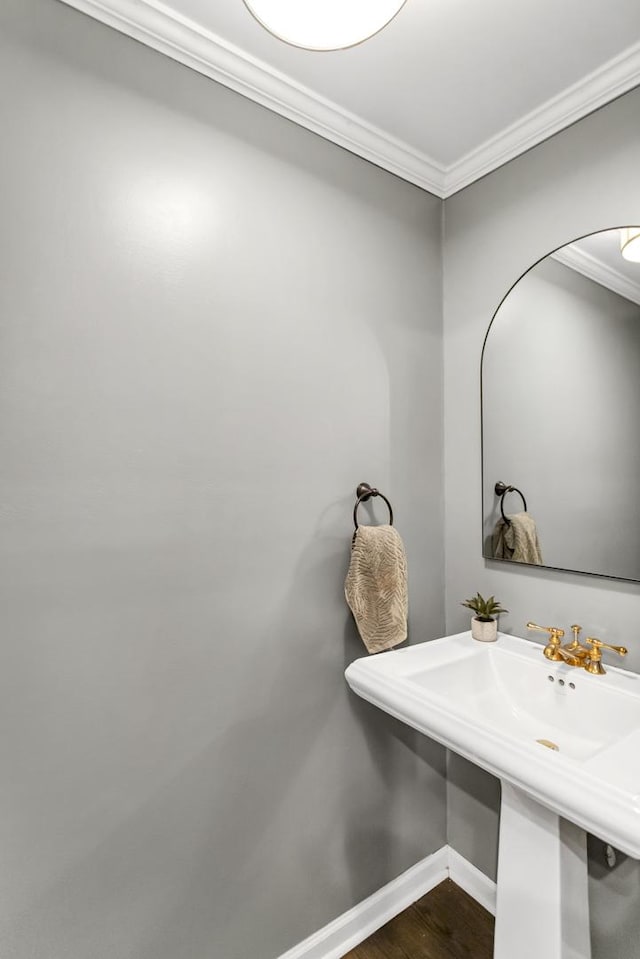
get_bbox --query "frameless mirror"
[482,227,640,582]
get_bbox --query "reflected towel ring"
[495,481,527,525]
[353,482,394,530]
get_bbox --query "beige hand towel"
[492,511,543,565]
[345,524,408,654]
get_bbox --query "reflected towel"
[345,524,408,654]
[492,511,543,565]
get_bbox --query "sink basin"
[346,630,640,959]
[346,630,640,857]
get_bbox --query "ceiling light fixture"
[242,0,407,51]
[620,227,640,263]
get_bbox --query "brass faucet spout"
[550,645,583,667]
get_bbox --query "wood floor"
[343,880,494,959]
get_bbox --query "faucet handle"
[584,637,628,675]
[585,637,627,656]
[526,622,565,643]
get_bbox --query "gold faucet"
[526,622,585,666]
[583,637,628,675]
[527,622,628,674]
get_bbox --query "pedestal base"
[494,782,591,959]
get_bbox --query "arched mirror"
[482,227,640,582]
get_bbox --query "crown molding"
[58,0,640,199]
[444,42,640,196]
[57,0,447,195]
[552,245,640,306]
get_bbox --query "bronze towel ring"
[495,481,527,525]
[353,482,394,530]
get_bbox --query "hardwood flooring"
[343,880,494,959]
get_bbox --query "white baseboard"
[277,845,495,959]
[277,847,449,959]
[447,847,497,916]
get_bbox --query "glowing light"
[620,227,640,263]
[242,0,407,51]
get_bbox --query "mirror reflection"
[482,227,640,581]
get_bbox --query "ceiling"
[60,0,640,196]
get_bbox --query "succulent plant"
[461,592,508,622]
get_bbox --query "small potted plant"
[461,592,508,642]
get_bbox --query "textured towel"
[345,524,408,653]
[492,511,543,565]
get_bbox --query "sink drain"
[536,738,559,751]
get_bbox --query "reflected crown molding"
[551,245,640,307]
[59,0,640,198]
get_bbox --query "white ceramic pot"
[471,617,498,642]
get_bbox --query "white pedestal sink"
[345,631,640,959]
[495,783,591,959]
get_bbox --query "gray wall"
[483,256,640,579]
[0,2,446,957]
[443,86,640,958]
